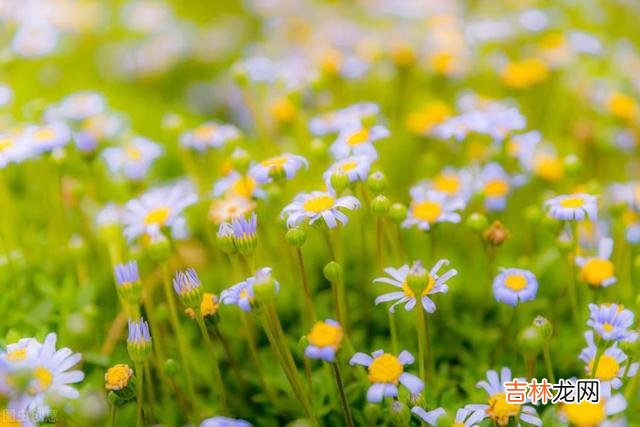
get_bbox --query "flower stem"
[542,344,555,383]
[241,311,275,402]
[388,310,398,354]
[110,405,117,427]
[160,263,197,411]
[415,307,427,385]
[332,362,354,427]
[195,308,228,413]
[296,247,316,323]
[568,222,580,323]
[261,302,317,425]
[590,342,604,378]
[135,363,144,427]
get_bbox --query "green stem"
[296,247,316,323]
[568,222,580,323]
[590,342,605,378]
[388,310,398,354]
[415,307,427,386]
[332,362,354,427]
[135,363,144,427]
[195,309,228,412]
[542,344,555,383]
[110,405,117,427]
[161,264,197,411]
[241,311,275,402]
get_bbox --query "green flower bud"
[309,139,327,160]
[435,412,454,427]
[330,172,350,194]
[407,261,429,296]
[556,234,573,253]
[323,261,343,283]
[465,212,488,232]
[216,223,237,254]
[363,403,383,424]
[231,148,251,174]
[68,234,87,258]
[163,359,179,377]
[371,195,391,216]
[253,268,278,303]
[146,233,171,262]
[286,227,307,247]
[563,153,582,176]
[367,171,387,194]
[389,401,411,426]
[389,202,408,223]
[98,223,122,244]
[533,315,553,341]
[105,364,136,403]
[517,325,544,355]
[173,269,203,309]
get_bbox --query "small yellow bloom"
[105,364,134,391]
[501,58,549,88]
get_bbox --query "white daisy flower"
[476,163,523,212]
[329,124,389,160]
[579,331,638,397]
[545,193,598,221]
[402,190,465,231]
[409,167,474,206]
[23,122,71,156]
[492,268,538,306]
[180,121,240,151]
[102,136,163,181]
[213,172,265,199]
[559,390,627,426]
[309,102,380,136]
[281,191,360,229]
[576,237,616,287]
[122,180,197,241]
[249,153,308,184]
[374,260,457,313]
[323,155,373,191]
[466,367,541,426]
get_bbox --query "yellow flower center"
[430,51,455,75]
[194,123,218,141]
[607,92,638,122]
[580,258,615,286]
[321,49,343,75]
[201,293,219,317]
[347,128,370,146]
[143,206,171,227]
[534,155,564,182]
[406,101,451,134]
[307,321,343,349]
[560,197,585,208]
[504,274,527,291]
[487,392,521,426]
[125,145,142,161]
[0,409,21,426]
[412,200,443,224]
[452,423,465,427]
[33,366,53,392]
[623,209,639,226]
[230,176,256,198]
[261,156,288,169]
[0,138,14,151]
[401,276,436,298]
[34,128,56,142]
[339,160,358,172]
[603,322,614,332]
[303,194,335,213]
[501,58,549,88]
[434,173,460,194]
[6,348,26,362]
[588,355,620,382]
[105,364,132,390]
[270,98,296,123]
[484,179,509,197]
[561,401,605,427]
[367,353,404,384]
[239,289,254,303]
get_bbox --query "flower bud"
[286,227,307,247]
[407,261,429,296]
[389,202,408,223]
[146,232,171,262]
[465,212,488,232]
[371,195,390,216]
[232,213,258,256]
[330,172,350,194]
[323,261,343,283]
[105,364,136,403]
[127,318,152,363]
[163,359,179,377]
[216,223,237,254]
[563,153,582,176]
[367,171,387,194]
[231,148,251,174]
[533,315,553,341]
[484,221,509,246]
[252,268,279,303]
[389,401,411,426]
[517,325,544,355]
[173,269,203,309]
[115,261,142,305]
[68,234,87,259]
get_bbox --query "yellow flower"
[105,364,133,391]
[501,58,549,88]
